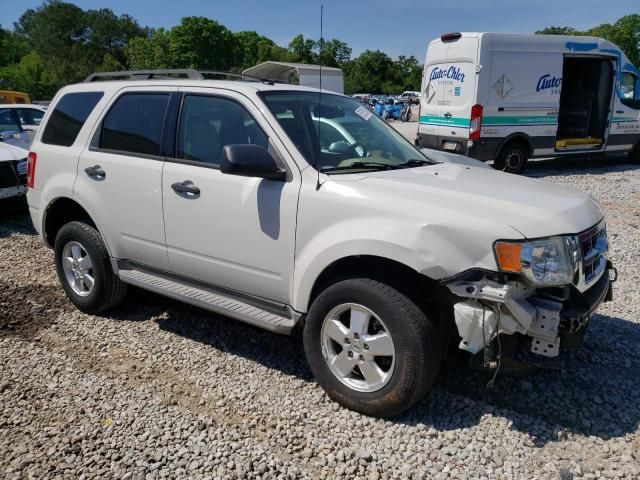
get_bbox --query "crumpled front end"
[442,221,615,359]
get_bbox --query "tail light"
[27,151,37,189]
[469,104,483,140]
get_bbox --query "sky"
[2,0,638,60]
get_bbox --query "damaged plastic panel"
[447,279,563,357]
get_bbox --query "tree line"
[0,1,422,99]
[0,1,638,100]
[536,14,640,66]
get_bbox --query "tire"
[303,278,441,417]
[630,145,640,164]
[494,141,529,174]
[54,221,127,314]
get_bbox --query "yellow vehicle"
[0,90,31,104]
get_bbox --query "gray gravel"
[1,157,639,479]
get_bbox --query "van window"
[41,92,104,146]
[621,73,640,99]
[177,95,268,167]
[100,93,169,156]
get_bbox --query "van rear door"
[420,36,478,153]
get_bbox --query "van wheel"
[303,278,441,417]
[494,142,529,174]
[631,145,640,164]
[54,221,127,314]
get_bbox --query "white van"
[417,32,640,173]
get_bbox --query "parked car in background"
[0,108,35,150]
[0,89,31,105]
[401,91,421,104]
[29,70,613,417]
[0,141,28,201]
[1,104,47,131]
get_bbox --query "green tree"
[316,38,352,67]
[537,14,640,67]
[125,29,171,69]
[289,34,316,63]
[0,26,30,67]
[535,26,578,35]
[85,9,147,66]
[168,17,236,70]
[233,31,292,69]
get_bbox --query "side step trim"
[118,266,297,334]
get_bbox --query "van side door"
[161,88,300,304]
[608,70,640,153]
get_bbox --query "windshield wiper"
[392,159,434,169]
[320,161,394,173]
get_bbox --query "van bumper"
[417,133,500,161]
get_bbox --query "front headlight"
[494,236,578,286]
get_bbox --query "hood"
[420,148,492,169]
[0,140,28,162]
[334,163,602,238]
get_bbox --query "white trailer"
[243,62,344,94]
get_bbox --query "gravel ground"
[1,156,639,480]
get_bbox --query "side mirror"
[220,144,287,181]
[328,140,350,153]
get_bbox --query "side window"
[17,108,44,125]
[0,110,20,132]
[41,92,104,146]
[100,93,169,156]
[621,72,640,108]
[177,95,268,167]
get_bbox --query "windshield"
[261,91,435,173]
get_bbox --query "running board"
[117,266,297,334]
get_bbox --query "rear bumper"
[417,133,500,161]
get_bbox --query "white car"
[0,141,28,200]
[27,69,614,416]
[0,104,47,131]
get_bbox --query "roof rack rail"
[83,69,280,85]
[84,69,204,82]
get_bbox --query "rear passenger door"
[75,86,177,269]
[161,88,300,304]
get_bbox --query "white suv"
[27,69,614,416]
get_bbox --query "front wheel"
[303,278,441,417]
[494,142,529,174]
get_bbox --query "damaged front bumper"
[444,261,615,358]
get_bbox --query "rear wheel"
[303,278,441,417]
[494,141,529,174]
[54,221,127,314]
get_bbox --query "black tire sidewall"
[495,143,528,174]
[54,222,110,312]
[303,279,439,416]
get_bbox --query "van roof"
[427,32,631,67]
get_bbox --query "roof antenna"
[315,4,324,190]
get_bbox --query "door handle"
[616,110,624,114]
[84,165,106,180]
[171,180,200,198]
[443,112,452,118]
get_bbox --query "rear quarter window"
[41,92,104,147]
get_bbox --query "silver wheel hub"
[61,241,95,297]
[320,303,396,393]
